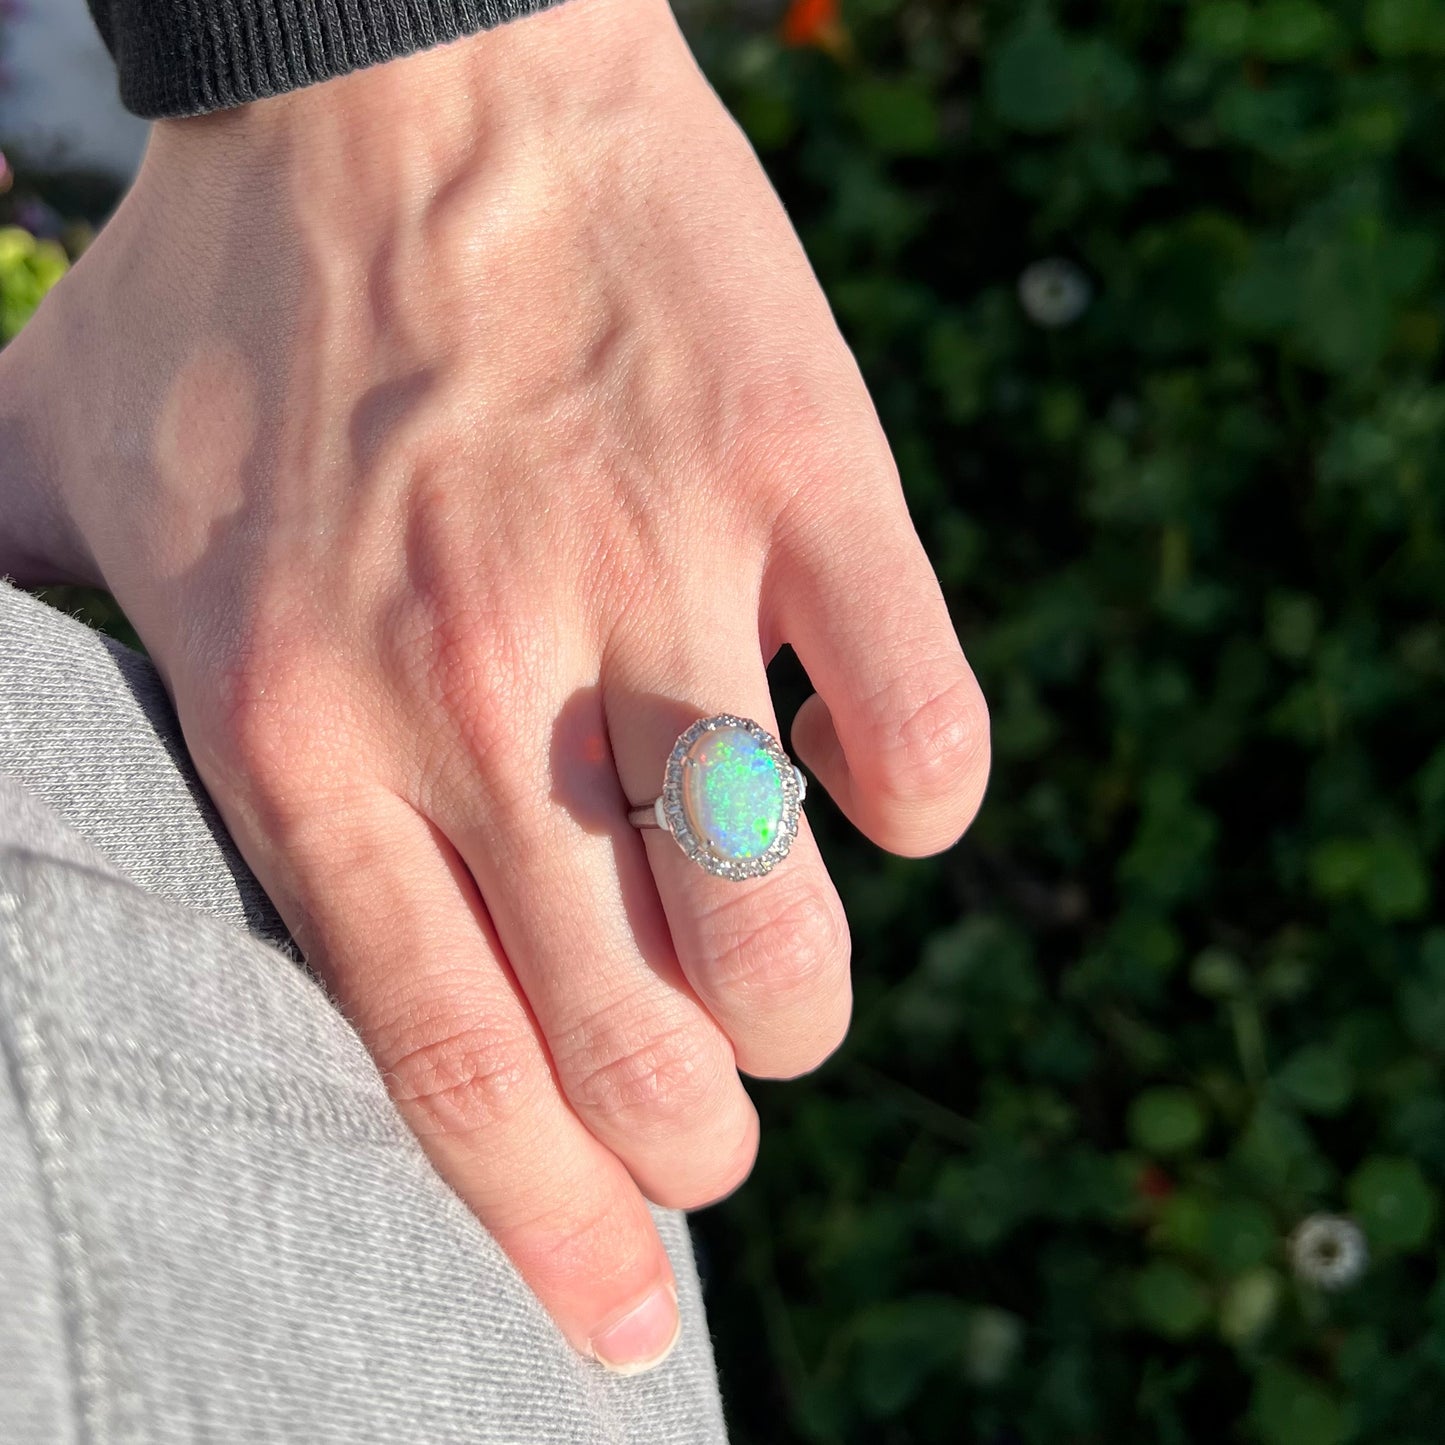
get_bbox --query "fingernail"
[589,1283,681,1375]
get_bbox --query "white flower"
[1018,258,1092,329]
[1289,1214,1368,1289]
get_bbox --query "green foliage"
[687,0,1445,1440]
[7,0,1444,1440]
[1251,1364,1349,1445]
[0,226,68,341]
[1128,1086,1209,1155]
[1347,1156,1438,1249]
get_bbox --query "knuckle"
[723,362,882,531]
[386,1021,543,1140]
[197,646,312,781]
[565,1017,734,1134]
[878,668,992,815]
[422,613,534,740]
[395,596,554,812]
[185,640,358,834]
[701,878,850,1009]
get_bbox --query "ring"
[628,713,807,880]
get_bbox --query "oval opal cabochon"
[680,725,785,860]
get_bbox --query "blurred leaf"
[1277,1044,1354,1116]
[926,314,990,424]
[896,914,1041,1064]
[736,90,796,150]
[849,78,942,156]
[1266,592,1321,661]
[1118,772,1219,908]
[1250,0,1344,60]
[1348,1157,1438,1250]
[986,12,1087,133]
[1220,1267,1283,1344]
[1129,1087,1208,1156]
[1224,198,1437,373]
[1189,1,1255,55]
[1365,0,1445,55]
[0,226,70,341]
[962,1306,1025,1386]
[1125,212,1251,355]
[1250,1365,1348,1445]
[1157,1190,1214,1255]
[1192,946,1251,999]
[1206,1198,1280,1274]
[1417,747,1445,846]
[852,1296,975,1416]
[1400,932,1445,1051]
[1309,835,1431,920]
[1133,1261,1212,1338]
[1233,1104,1333,1195]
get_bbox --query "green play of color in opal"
[681,726,784,860]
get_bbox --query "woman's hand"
[0,0,988,1370]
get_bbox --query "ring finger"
[422,667,760,1212]
[601,607,852,1081]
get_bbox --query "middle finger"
[424,668,760,1212]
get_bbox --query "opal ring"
[628,713,807,880]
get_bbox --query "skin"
[0,0,989,1371]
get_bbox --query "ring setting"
[628,713,806,880]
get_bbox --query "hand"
[0,0,989,1370]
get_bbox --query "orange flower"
[781,0,846,53]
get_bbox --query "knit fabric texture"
[0,580,730,1443]
[83,0,568,118]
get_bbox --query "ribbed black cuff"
[86,0,566,119]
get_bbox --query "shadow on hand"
[547,685,714,995]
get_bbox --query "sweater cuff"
[89,0,569,120]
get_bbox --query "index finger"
[224,781,684,1373]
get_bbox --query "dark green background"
[6,2,1445,1441]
